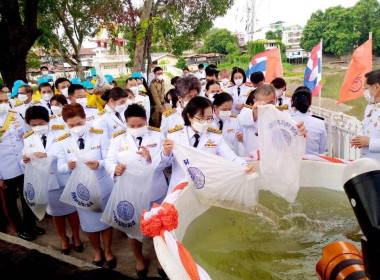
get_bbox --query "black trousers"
[2,175,36,233]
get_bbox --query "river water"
[182,187,361,280]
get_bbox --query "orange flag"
[265,48,283,83]
[337,39,372,104]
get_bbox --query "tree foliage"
[26,50,40,69]
[176,57,187,69]
[201,28,240,55]
[265,30,282,40]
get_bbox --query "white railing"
[310,106,362,160]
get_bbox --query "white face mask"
[0,103,10,114]
[18,94,28,102]
[129,126,147,138]
[157,75,164,81]
[208,94,215,101]
[275,90,284,98]
[234,79,243,86]
[70,125,86,137]
[222,78,230,85]
[61,88,69,97]
[192,120,210,134]
[33,125,49,136]
[219,110,231,121]
[42,71,48,76]
[51,105,62,116]
[115,104,127,114]
[76,98,87,107]
[42,93,52,101]
[183,100,189,108]
[130,87,139,96]
[137,85,144,92]
[364,89,375,103]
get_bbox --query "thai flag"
[304,42,322,97]
[246,49,283,83]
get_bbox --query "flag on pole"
[304,42,322,97]
[337,38,373,104]
[246,49,283,83]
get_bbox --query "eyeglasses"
[194,116,213,123]
[364,84,375,91]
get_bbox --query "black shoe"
[61,236,70,255]
[72,236,83,253]
[92,257,105,267]
[17,231,35,241]
[136,267,148,279]
[106,257,117,270]
[33,226,46,235]
[157,268,168,279]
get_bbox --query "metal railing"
[310,106,362,160]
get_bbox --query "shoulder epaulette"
[112,129,126,138]
[58,132,70,141]
[245,89,253,97]
[243,104,253,109]
[32,100,40,105]
[90,128,104,134]
[58,113,62,117]
[230,113,237,118]
[23,130,34,139]
[50,115,56,120]
[139,92,147,97]
[86,105,97,109]
[51,125,65,130]
[9,109,17,113]
[14,101,24,107]
[148,126,161,132]
[98,109,106,116]
[246,84,253,87]
[228,84,235,88]
[285,93,292,98]
[276,104,289,110]
[168,125,183,134]
[221,90,227,93]
[207,127,222,134]
[163,108,176,117]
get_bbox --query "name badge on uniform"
[67,148,74,153]
[29,144,35,148]
[118,146,128,151]
[227,128,235,133]
[87,116,95,121]
[204,139,217,148]
[147,143,157,148]
[91,145,100,150]
[13,121,21,128]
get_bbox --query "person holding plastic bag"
[56,104,116,269]
[160,96,255,194]
[22,106,82,255]
[212,93,245,156]
[104,104,168,279]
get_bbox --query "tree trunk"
[133,0,153,72]
[146,24,154,75]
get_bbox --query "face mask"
[157,75,164,81]
[51,105,62,116]
[234,79,243,86]
[0,103,10,114]
[70,125,86,137]
[33,125,49,136]
[42,71,48,76]
[183,100,189,108]
[130,87,139,96]
[192,121,210,134]
[275,90,284,98]
[222,78,230,85]
[138,85,144,92]
[364,88,375,103]
[18,94,28,102]
[42,93,52,101]
[219,110,231,121]
[129,126,147,138]
[208,94,215,101]
[61,88,69,97]
[115,104,127,114]
[76,98,87,107]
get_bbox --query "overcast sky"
[213,0,360,33]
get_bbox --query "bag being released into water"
[257,104,306,203]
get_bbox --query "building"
[282,25,308,63]
[284,48,309,64]
[151,53,179,66]
[184,53,226,71]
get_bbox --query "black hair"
[250,71,265,84]
[50,94,68,106]
[165,89,179,108]
[126,77,136,84]
[171,76,180,86]
[205,64,217,72]
[271,77,286,90]
[38,82,54,92]
[365,69,380,85]
[153,67,163,73]
[124,103,147,120]
[101,87,128,102]
[231,68,246,84]
[54,78,71,89]
[111,80,118,87]
[212,93,233,107]
[152,60,158,65]
[294,86,312,94]
[40,66,48,71]
[205,80,220,91]
[246,89,256,106]
[206,68,219,78]
[198,64,204,69]
[182,96,212,126]
[68,84,85,96]
[25,106,50,124]
[183,67,189,71]
[291,89,312,113]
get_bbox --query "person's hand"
[245,164,255,174]
[252,101,266,121]
[136,146,152,163]
[236,132,243,142]
[0,179,6,190]
[114,164,126,176]
[23,155,31,163]
[85,160,99,170]
[297,121,308,138]
[33,152,47,158]
[235,103,244,111]
[67,160,76,170]
[163,139,174,156]
[351,136,370,148]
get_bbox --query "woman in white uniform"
[56,104,116,269]
[160,96,255,194]
[49,94,68,128]
[105,104,167,279]
[22,106,82,255]
[227,68,254,115]
[205,80,222,101]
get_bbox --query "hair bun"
[101,89,111,101]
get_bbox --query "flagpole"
[318,38,323,116]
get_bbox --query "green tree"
[176,57,187,69]
[26,50,40,69]
[202,28,240,55]
[265,30,283,40]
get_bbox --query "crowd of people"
[0,61,379,278]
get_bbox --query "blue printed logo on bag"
[112,201,136,228]
[71,183,94,208]
[25,183,35,206]
[188,167,205,189]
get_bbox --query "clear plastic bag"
[101,162,153,241]
[60,163,102,212]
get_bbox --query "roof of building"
[184,53,226,59]
[79,48,96,56]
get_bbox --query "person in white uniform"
[200,68,218,97]
[227,67,254,115]
[290,89,327,155]
[105,104,167,278]
[49,94,68,128]
[205,80,222,101]
[22,106,82,255]
[271,77,292,109]
[56,104,116,269]
[160,96,255,194]
[54,78,71,98]
[13,85,39,119]
[219,69,232,92]
[38,83,54,115]
[93,87,129,140]
[160,75,201,137]
[194,63,206,81]
[351,69,380,159]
